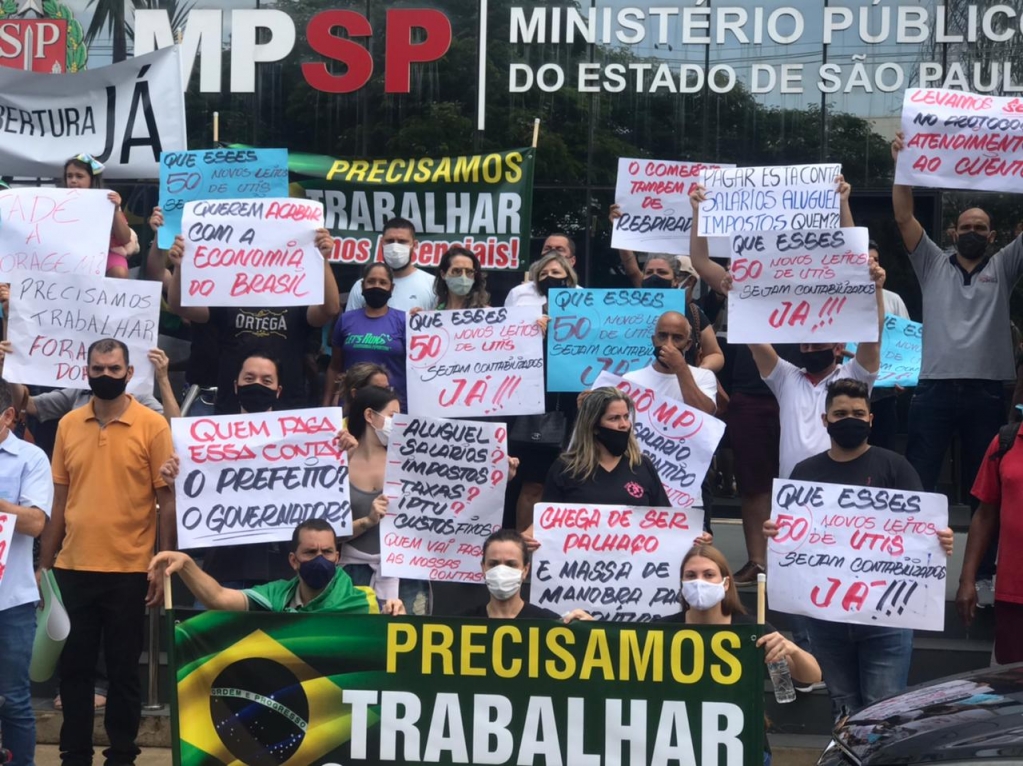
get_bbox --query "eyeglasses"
[447,268,476,278]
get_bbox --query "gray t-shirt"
[909,233,1023,381]
[347,485,381,555]
[33,389,164,422]
[345,268,437,313]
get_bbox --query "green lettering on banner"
[172,613,765,766]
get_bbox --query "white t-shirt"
[883,288,910,319]
[504,281,583,307]
[764,357,877,479]
[624,364,718,412]
[345,268,437,312]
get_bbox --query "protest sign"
[158,148,289,248]
[179,197,325,308]
[174,612,765,766]
[379,415,507,583]
[294,147,535,270]
[0,511,14,587]
[767,478,948,631]
[896,88,1023,194]
[594,372,726,508]
[0,188,113,278]
[612,158,734,255]
[726,227,878,344]
[171,408,350,549]
[405,306,545,418]
[547,288,686,392]
[3,272,159,394]
[847,314,922,388]
[698,163,842,236]
[533,503,705,621]
[0,47,186,178]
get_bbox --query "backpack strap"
[992,421,1022,463]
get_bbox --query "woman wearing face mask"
[341,385,431,615]
[433,246,490,309]
[323,263,407,408]
[62,154,134,279]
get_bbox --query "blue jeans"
[342,564,432,616]
[806,617,913,718]
[906,379,1004,578]
[0,602,38,766]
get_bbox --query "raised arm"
[167,235,210,323]
[688,187,731,293]
[891,131,925,252]
[853,261,886,374]
[148,551,248,611]
[838,174,853,227]
[307,229,342,327]
[609,204,643,287]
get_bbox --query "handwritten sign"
[547,288,686,392]
[3,272,159,394]
[896,88,1023,194]
[532,503,704,621]
[179,198,325,308]
[379,415,507,583]
[0,188,113,278]
[612,158,734,255]
[171,408,350,549]
[0,512,14,587]
[594,372,726,508]
[847,314,922,388]
[158,148,289,248]
[726,227,878,344]
[698,163,842,236]
[767,478,948,631]
[405,306,545,417]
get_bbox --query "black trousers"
[54,570,148,766]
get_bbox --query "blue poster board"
[847,313,922,388]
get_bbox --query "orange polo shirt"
[52,396,173,573]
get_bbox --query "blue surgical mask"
[298,555,336,591]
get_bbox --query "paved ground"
[34,745,173,765]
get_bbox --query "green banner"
[290,148,535,271]
[173,613,765,766]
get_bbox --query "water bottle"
[768,659,796,703]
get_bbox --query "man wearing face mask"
[345,218,437,313]
[37,339,176,766]
[149,519,404,614]
[892,133,1023,600]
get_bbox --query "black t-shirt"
[542,454,671,507]
[460,601,560,620]
[789,446,923,491]
[729,343,801,396]
[186,321,220,388]
[657,611,775,633]
[209,306,313,414]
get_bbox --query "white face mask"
[485,565,523,601]
[382,242,411,269]
[372,412,393,445]
[681,578,728,611]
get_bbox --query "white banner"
[3,272,159,394]
[0,47,186,178]
[0,188,113,278]
[593,372,725,508]
[379,415,507,583]
[0,509,14,588]
[532,503,704,621]
[698,163,842,236]
[406,306,545,418]
[179,197,326,307]
[896,88,1023,194]
[767,478,948,631]
[726,227,878,344]
[172,408,351,549]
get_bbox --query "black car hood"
[832,663,1023,764]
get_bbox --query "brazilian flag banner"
[173,613,765,766]
[290,148,535,271]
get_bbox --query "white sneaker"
[976,578,995,608]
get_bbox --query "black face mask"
[957,231,989,261]
[827,417,871,449]
[594,425,631,457]
[801,349,835,374]
[236,383,278,413]
[642,274,674,290]
[538,276,568,297]
[88,374,128,401]
[363,287,392,309]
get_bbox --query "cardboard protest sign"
[726,227,878,344]
[767,478,948,631]
[158,148,289,248]
[896,88,1023,194]
[174,612,766,766]
[379,415,507,583]
[405,306,545,418]
[179,197,325,307]
[547,288,686,392]
[612,158,734,255]
[172,408,350,549]
[532,503,704,621]
[847,314,922,388]
[294,147,535,270]
[594,372,725,508]
[0,188,113,278]
[698,163,842,236]
[0,510,14,587]
[3,272,159,394]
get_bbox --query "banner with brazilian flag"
[172,612,765,766]
[290,148,535,271]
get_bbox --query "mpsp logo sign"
[0,18,65,72]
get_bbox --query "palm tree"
[125,0,195,49]
[84,0,141,62]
